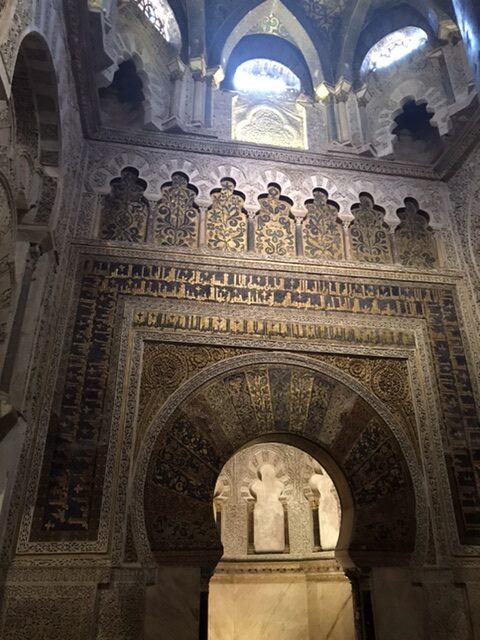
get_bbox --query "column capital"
[206,66,225,88]
[168,57,186,80]
[190,55,207,78]
[333,77,353,103]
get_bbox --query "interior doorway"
[208,442,355,640]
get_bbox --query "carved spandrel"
[303,188,345,260]
[207,178,247,252]
[255,183,295,257]
[394,199,438,269]
[349,193,393,264]
[154,172,199,248]
[100,167,149,242]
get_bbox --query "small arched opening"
[209,440,354,639]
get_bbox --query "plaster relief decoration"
[394,198,438,268]
[349,193,393,263]
[100,167,149,242]
[207,178,247,252]
[250,463,286,553]
[154,172,199,248]
[247,12,295,45]
[232,95,306,149]
[301,0,347,31]
[255,183,295,256]
[302,188,345,260]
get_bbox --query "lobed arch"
[132,351,427,573]
[214,0,326,93]
[374,85,449,158]
[97,35,171,131]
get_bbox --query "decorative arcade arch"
[132,352,426,570]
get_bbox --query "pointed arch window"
[361,26,428,74]
[233,58,301,97]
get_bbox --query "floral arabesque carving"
[349,193,393,263]
[255,183,295,256]
[302,188,345,260]
[394,198,438,268]
[101,167,149,242]
[154,172,199,248]
[207,178,247,252]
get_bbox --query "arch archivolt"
[131,348,428,568]
[15,274,461,563]
[220,0,325,90]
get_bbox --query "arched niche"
[217,0,325,92]
[0,32,61,402]
[133,352,424,573]
[222,35,314,96]
[10,31,62,169]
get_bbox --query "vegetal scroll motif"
[255,183,295,256]
[303,188,345,260]
[394,199,437,268]
[100,167,149,242]
[155,172,199,248]
[349,193,393,263]
[207,178,247,252]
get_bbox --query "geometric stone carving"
[303,188,345,260]
[100,167,149,242]
[394,198,437,268]
[255,183,295,256]
[154,172,199,248]
[349,193,393,263]
[207,178,247,252]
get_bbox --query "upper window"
[361,26,428,75]
[233,59,301,97]
[134,0,181,48]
